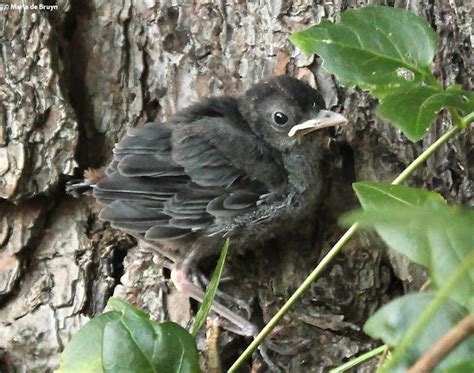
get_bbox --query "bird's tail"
[66,168,105,197]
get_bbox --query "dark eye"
[273,111,288,126]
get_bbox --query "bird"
[70,75,348,337]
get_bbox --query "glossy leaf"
[58,312,121,373]
[351,182,444,266]
[59,298,201,373]
[364,293,473,372]
[290,6,437,97]
[377,86,474,141]
[191,238,229,337]
[353,182,444,209]
[103,298,201,373]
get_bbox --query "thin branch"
[205,317,223,373]
[377,346,390,369]
[407,315,474,373]
[391,126,460,184]
[329,345,388,373]
[460,111,474,127]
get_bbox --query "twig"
[407,314,474,373]
[205,317,222,373]
[377,346,390,369]
[329,345,387,372]
[418,279,431,292]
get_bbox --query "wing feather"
[95,101,285,240]
[117,154,184,177]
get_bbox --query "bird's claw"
[196,272,253,319]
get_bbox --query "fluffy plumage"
[67,75,349,341]
[94,76,343,249]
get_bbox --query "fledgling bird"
[74,75,348,336]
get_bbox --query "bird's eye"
[273,111,289,126]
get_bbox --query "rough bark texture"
[0,0,472,372]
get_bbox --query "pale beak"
[288,110,349,137]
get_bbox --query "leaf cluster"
[290,6,474,141]
[343,182,474,371]
[287,5,474,373]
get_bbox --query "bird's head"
[239,75,348,151]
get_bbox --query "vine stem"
[391,125,461,184]
[228,123,464,372]
[460,111,474,127]
[380,249,474,372]
[329,345,387,373]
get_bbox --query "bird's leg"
[127,236,291,370]
[180,242,204,287]
[197,272,252,318]
[128,232,179,264]
[171,263,258,337]
[170,242,259,337]
[131,236,257,336]
[181,242,253,317]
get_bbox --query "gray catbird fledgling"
[77,75,348,336]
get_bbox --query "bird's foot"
[263,337,311,356]
[65,179,93,197]
[251,333,310,372]
[171,266,258,337]
[197,272,253,319]
[262,324,311,355]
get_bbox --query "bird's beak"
[288,110,349,138]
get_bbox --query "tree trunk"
[0,0,472,372]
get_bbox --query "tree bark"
[0,0,472,372]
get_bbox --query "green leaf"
[104,298,201,373]
[59,299,201,373]
[444,85,474,109]
[441,358,474,373]
[107,297,150,318]
[378,251,474,373]
[353,182,444,209]
[364,293,473,372]
[427,214,474,311]
[290,6,437,96]
[350,182,444,266]
[377,86,474,141]
[343,192,474,311]
[58,312,121,373]
[191,238,229,337]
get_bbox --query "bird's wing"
[94,115,283,240]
